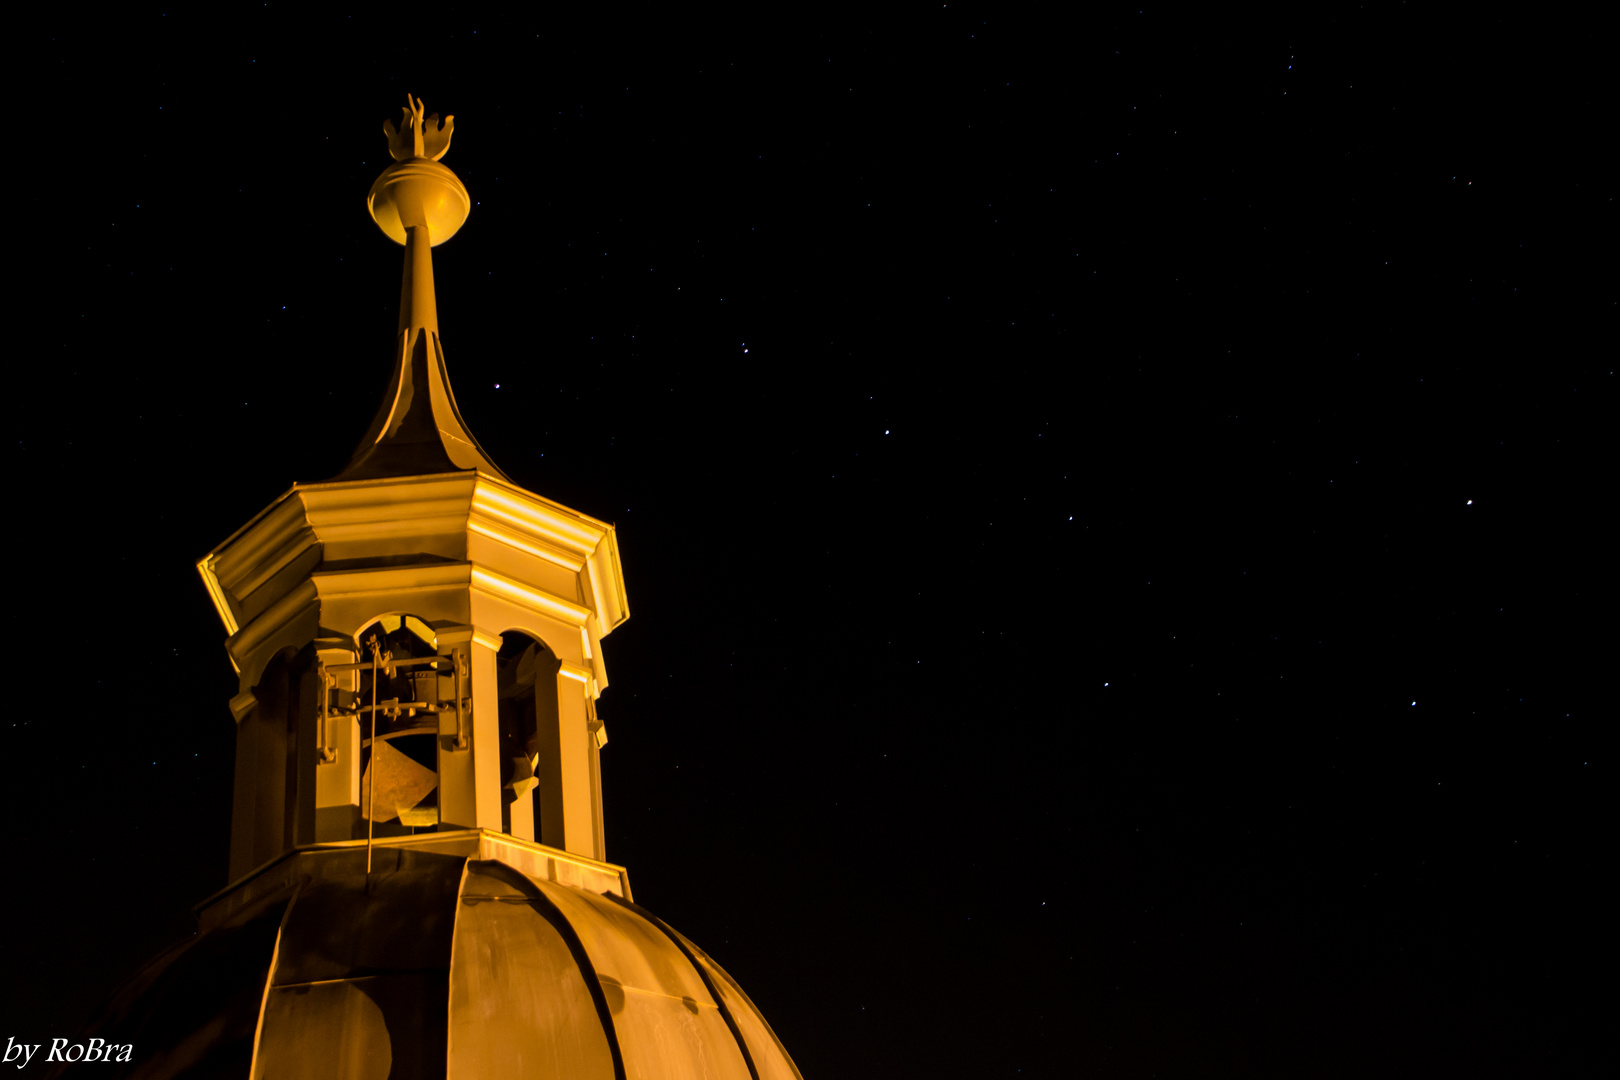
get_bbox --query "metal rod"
[453,648,468,750]
[366,636,387,874]
[328,703,424,719]
[322,655,443,673]
[348,700,439,716]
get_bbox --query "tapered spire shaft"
[400,224,438,337]
[334,95,504,482]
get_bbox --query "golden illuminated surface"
[81,96,806,1079]
[214,96,628,863]
[70,833,798,1078]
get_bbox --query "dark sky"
[5,7,1607,1077]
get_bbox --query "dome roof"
[56,834,800,1079]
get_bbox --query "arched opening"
[496,631,561,840]
[355,614,447,836]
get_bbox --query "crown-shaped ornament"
[384,93,454,161]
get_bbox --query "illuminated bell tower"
[198,96,629,881]
[65,96,800,1079]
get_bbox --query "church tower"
[198,94,625,876]
[58,97,800,1080]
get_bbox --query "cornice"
[201,471,629,645]
[471,566,594,627]
[197,486,303,636]
[310,561,472,600]
[467,518,584,571]
[471,476,610,559]
[225,578,318,675]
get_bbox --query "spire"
[335,95,506,482]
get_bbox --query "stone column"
[556,662,597,857]
[434,627,477,829]
[468,628,506,830]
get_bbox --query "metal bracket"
[316,665,338,763]
[319,649,470,755]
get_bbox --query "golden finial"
[367,94,469,247]
[383,93,454,162]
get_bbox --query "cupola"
[58,98,801,1080]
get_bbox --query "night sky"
[5,8,1607,1077]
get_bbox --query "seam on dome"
[247,883,302,1080]
[608,895,763,1080]
[445,856,472,1078]
[518,876,629,1080]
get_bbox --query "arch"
[231,593,320,691]
[352,611,451,837]
[322,582,472,649]
[493,617,577,674]
[495,630,561,842]
[353,612,440,656]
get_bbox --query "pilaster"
[435,626,478,830]
[469,628,505,830]
[555,662,597,858]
